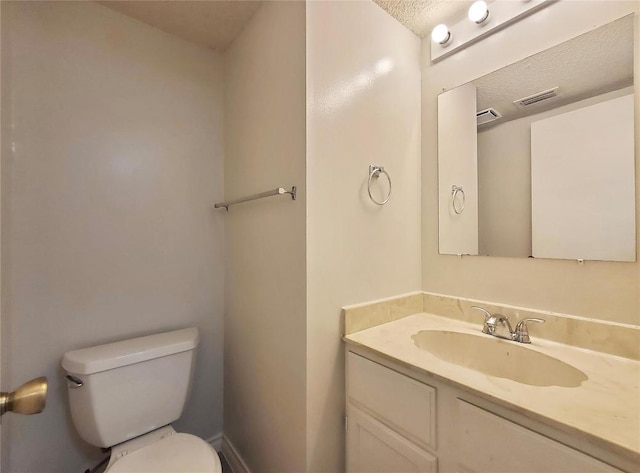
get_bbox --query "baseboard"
[221,435,251,473]
[206,432,223,452]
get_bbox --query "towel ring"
[368,165,392,205]
[451,185,465,214]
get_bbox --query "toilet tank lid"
[62,327,199,375]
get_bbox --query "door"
[0,8,50,471]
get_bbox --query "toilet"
[62,327,222,473]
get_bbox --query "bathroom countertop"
[344,312,640,463]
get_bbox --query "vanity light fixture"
[430,0,552,62]
[431,24,452,45]
[468,1,490,25]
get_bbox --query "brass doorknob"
[0,377,48,416]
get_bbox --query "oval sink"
[411,330,588,388]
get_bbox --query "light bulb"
[431,24,451,45]
[468,1,490,24]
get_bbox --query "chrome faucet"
[472,306,544,343]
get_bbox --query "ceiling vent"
[476,107,502,126]
[514,86,559,107]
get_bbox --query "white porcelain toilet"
[62,327,222,473]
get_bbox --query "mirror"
[437,15,635,262]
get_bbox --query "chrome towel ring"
[368,165,392,205]
[451,185,465,214]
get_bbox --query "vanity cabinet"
[346,350,626,473]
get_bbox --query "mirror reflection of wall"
[439,15,635,262]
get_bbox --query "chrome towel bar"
[214,186,296,211]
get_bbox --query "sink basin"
[411,330,588,387]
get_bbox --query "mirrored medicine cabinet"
[437,15,636,262]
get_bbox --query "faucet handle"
[471,306,493,335]
[471,306,491,321]
[514,318,545,344]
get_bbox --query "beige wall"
[1,2,225,472]
[306,1,421,471]
[223,2,307,472]
[422,1,640,324]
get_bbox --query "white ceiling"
[99,0,262,52]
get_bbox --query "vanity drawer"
[456,400,622,473]
[347,352,436,450]
[347,404,437,473]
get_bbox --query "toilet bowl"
[106,426,220,473]
[62,328,221,473]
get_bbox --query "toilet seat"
[106,432,222,473]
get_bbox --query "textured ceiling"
[475,15,634,127]
[99,1,262,52]
[373,0,471,37]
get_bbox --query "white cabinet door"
[347,352,437,450]
[456,400,622,473]
[347,404,437,473]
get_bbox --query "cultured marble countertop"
[344,312,640,462]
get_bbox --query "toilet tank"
[62,327,199,448]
